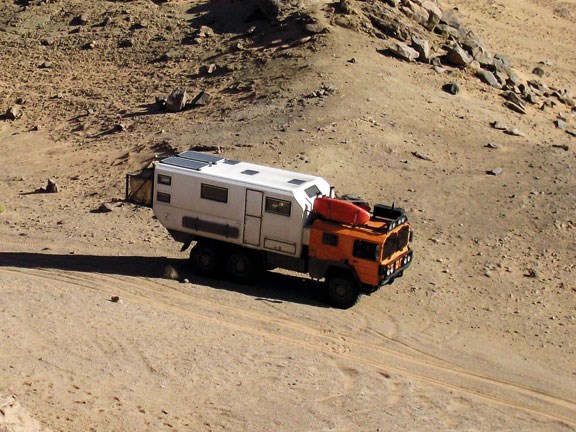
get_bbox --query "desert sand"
[1,0,575,431]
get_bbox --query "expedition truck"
[126,150,413,308]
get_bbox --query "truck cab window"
[383,234,398,259]
[322,233,338,246]
[353,239,379,261]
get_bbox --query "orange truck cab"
[308,204,413,308]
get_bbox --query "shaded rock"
[190,145,221,153]
[370,14,412,41]
[118,38,134,48]
[166,88,187,112]
[411,36,431,62]
[163,265,180,280]
[485,142,499,149]
[567,129,576,137]
[476,70,501,88]
[46,178,59,193]
[442,82,459,95]
[532,67,545,77]
[97,203,113,213]
[555,119,568,130]
[386,0,400,6]
[387,41,419,62]
[190,90,212,107]
[110,296,120,303]
[445,44,473,67]
[5,105,22,120]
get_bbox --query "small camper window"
[157,174,172,186]
[265,197,291,217]
[201,183,228,203]
[156,192,171,203]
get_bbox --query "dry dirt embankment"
[1,0,575,431]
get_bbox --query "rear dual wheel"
[190,241,221,277]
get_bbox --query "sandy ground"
[1,0,575,430]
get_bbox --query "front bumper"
[380,250,413,286]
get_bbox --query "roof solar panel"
[161,156,208,171]
[179,151,223,164]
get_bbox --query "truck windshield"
[383,233,397,259]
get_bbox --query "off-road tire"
[190,241,221,277]
[225,249,260,283]
[325,272,362,309]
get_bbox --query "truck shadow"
[0,252,328,308]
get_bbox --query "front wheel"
[190,241,221,277]
[325,273,362,309]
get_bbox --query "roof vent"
[242,169,259,176]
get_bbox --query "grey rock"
[445,44,473,67]
[504,100,526,114]
[487,167,503,176]
[190,90,212,107]
[442,82,459,95]
[491,121,508,130]
[485,142,500,149]
[388,41,420,62]
[386,0,400,6]
[567,129,576,137]
[476,70,501,88]
[506,91,525,107]
[411,36,431,62]
[166,88,187,112]
[421,1,442,30]
[505,128,525,136]
[412,151,432,161]
[493,70,508,86]
[555,119,568,130]
[197,25,215,38]
[493,53,512,71]
[532,67,545,77]
[471,45,493,66]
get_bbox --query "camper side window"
[265,197,291,217]
[157,174,172,186]
[156,192,171,203]
[201,183,228,203]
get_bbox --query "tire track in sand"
[3,267,576,426]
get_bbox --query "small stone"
[524,268,539,278]
[97,203,113,213]
[110,296,120,303]
[554,119,568,130]
[442,83,459,95]
[566,129,576,137]
[532,67,545,77]
[505,128,525,136]
[165,88,187,112]
[5,105,22,120]
[207,63,217,74]
[485,142,499,149]
[412,151,432,161]
[487,167,503,176]
[197,25,215,38]
[46,178,60,193]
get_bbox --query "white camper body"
[152,151,331,257]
